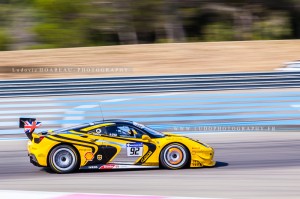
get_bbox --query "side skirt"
[80,164,159,170]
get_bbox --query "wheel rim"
[163,145,186,168]
[52,148,76,171]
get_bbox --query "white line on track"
[0,131,283,142]
[0,190,227,199]
[74,104,99,109]
[147,93,183,97]
[101,98,132,103]
[63,105,98,127]
[0,109,66,115]
[0,97,55,103]
[291,104,300,108]
[61,98,132,127]
[0,138,27,141]
[0,114,62,119]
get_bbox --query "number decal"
[130,147,140,155]
[127,143,143,156]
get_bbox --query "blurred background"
[0,0,300,51]
[0,2,300,199]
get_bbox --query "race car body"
[21,118,215,173]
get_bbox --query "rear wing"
[19,118,41,140]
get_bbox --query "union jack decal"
[23,120,41,134]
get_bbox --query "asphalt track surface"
[0,132,299,199]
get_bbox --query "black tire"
[160,143,189,169]
[49,145,79,174]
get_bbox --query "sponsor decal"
[84,152,94,161]
[92,128,102,135]
[126,142,143,156]
[88,165,98,169]
[96,128,102,134]
[97,154,102,161]
[126,142,143,147]
[143,162,158,166]
[79,149,91,152]
[133,122,145,129]
[192,160,201,167]
[99,164,116,170]
[87,128,102,136]
[140,151,153,163]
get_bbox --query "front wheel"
[49,145,79,174]
[160,143,189,169]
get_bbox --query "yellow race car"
[20,118,215,173]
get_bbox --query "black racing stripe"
[52,135,98,151]
[51,134,157,166]
[135,142,157,165]
[85,146,118,166]
[100,135,158,165]
[45,136,96,153]
[49,135,97,153]
[51,135,118,166]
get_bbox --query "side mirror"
[142,135,151,142]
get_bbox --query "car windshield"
[132,122,165,138]
[143,126,165,138]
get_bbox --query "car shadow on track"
[189,161,228,170]
[215,161,229,168]
[42,161,228,174]
[42,167,161,174]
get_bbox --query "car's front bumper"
[190,147,215,167]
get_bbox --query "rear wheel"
[49,145,78,174]
[160,143,189,169]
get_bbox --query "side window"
[106,124,145,138]
[117,125,131,137]
[128,126,145,138]
[105,125,118,137]
[86,127,106,136]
